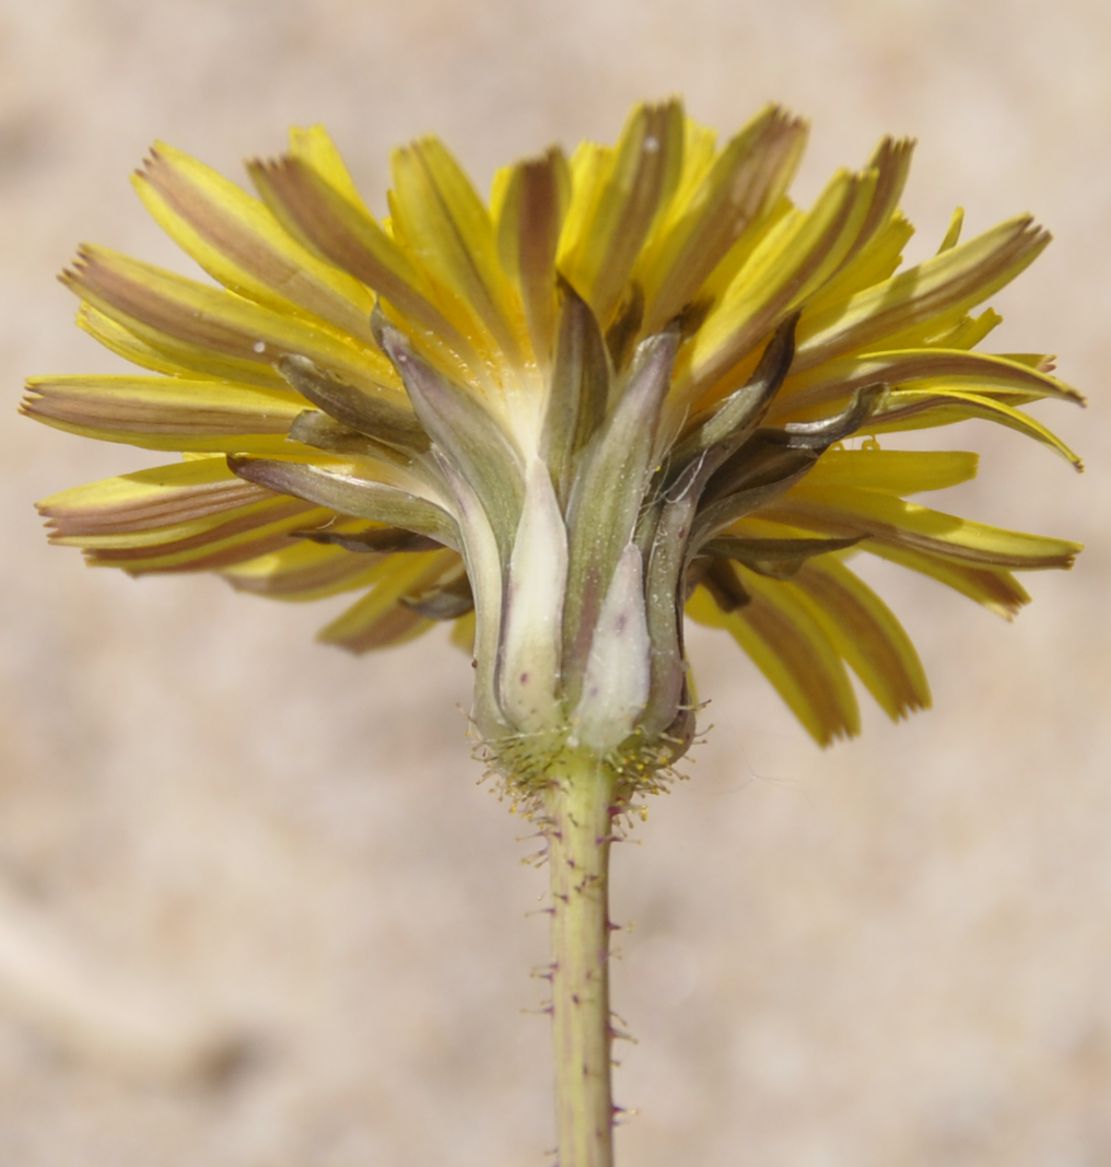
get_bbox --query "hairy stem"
[543,755,618,1167]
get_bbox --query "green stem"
[543,755,618,1167]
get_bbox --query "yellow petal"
[559,100,687,323]
[772,484,1081,569]
[778,346,1082,419]
[134,142,375,337]
[795,214,914,322]
[64,246,399,396]
[865,388,1083,469]
[287,125,366,208]
[494,147,571,363]
[38,453,334,573]
[450,610,476,654]
[795,215,1049,369]
[665,115,721,216]
[841,138,915,262]
[87,499,328,573]
[76,303,216,381]
[23,375,304,453]
[638,104,808,332]
[687,564,860,744]
[222,524,452,602]
[791,558,930,720]
[557,140,613,269]
[248,152,475,376]
[856,541,1032,618]
[924,307,1002,350]
[688,166,877,399]
[798,449,980,494]
[791,138,916,322]
[937,207,965,252]
[38,457,269,542]
[730,512,1032,616]
[317,549,459,652]
[389,136,524,365]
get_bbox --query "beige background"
[2,0,1109,1163]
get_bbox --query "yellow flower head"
[25,100,1081,775]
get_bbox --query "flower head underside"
[25,100,1082,779]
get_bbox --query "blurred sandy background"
[2,0,1109,1163]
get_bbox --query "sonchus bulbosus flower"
[26,100,1082,781]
